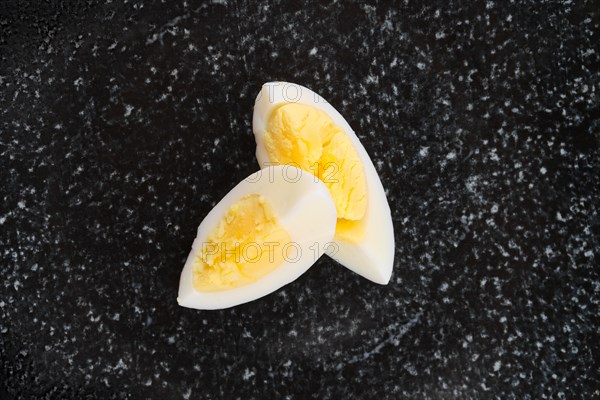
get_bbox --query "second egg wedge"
[253,82,395,284]
[178,165,337,310]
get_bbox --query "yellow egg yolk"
[264,103,367,242]
[193,194,291,292]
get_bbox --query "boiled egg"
[178,165,337,309]
[252,82,395,284]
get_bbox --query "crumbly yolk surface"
[193,194,291,292]
[264,103,367,241]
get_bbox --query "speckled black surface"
[1,1,599,399]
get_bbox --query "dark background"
[1,1,599,399]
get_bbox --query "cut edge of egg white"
[252,81,395,284]
[177,165,337,310]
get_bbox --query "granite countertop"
[1,1,599,399]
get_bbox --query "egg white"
[177,165,337,310]
[252,82,395,284]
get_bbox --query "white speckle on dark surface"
[242,368,255,381]
[124,104,134,117]
[493,361,502,372]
